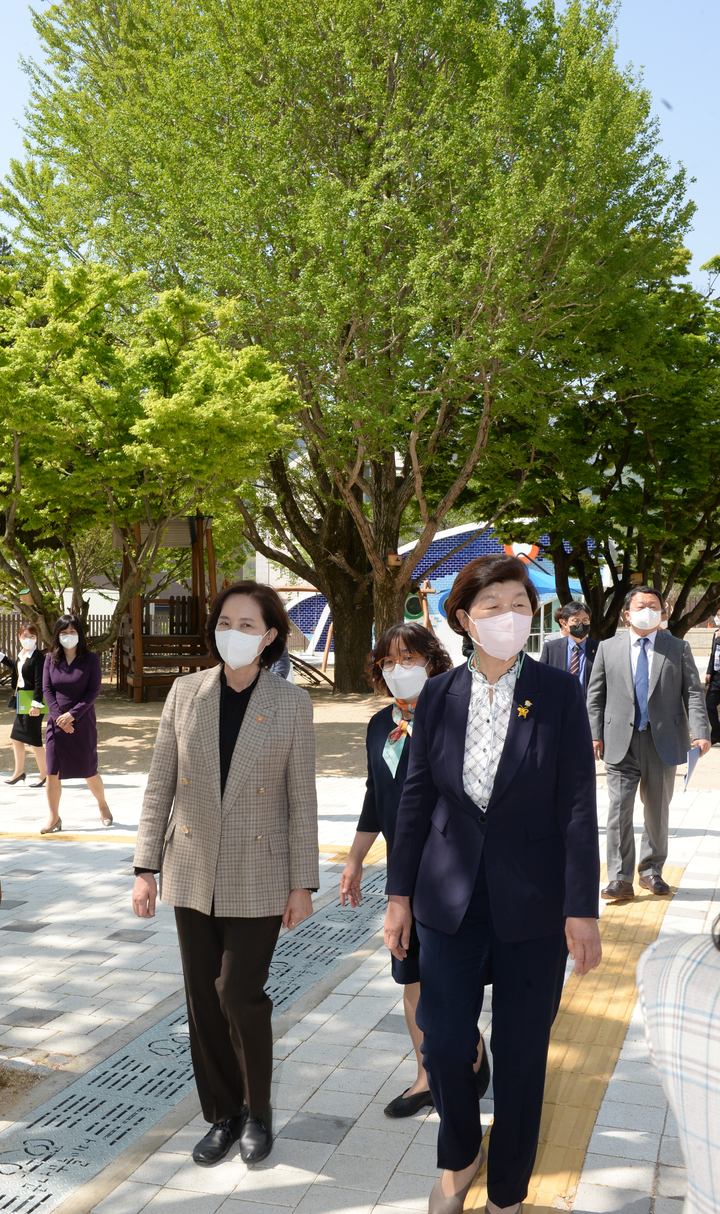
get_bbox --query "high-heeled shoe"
[5,772,25,785]
[99,808,113,827]
[40,818,62,834]
[429,1148,486,1214]
[30,777,47,789]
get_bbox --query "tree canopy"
[0,0,700,684]
[0,263,292,644]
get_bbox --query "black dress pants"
[175,906,282,1123]
[706,677,720,744]
[416,858,567,1209]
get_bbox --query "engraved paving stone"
[0,870,387,1212]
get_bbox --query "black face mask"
[569,622,590,639]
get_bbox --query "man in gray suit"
[587,585,710,901]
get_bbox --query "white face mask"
[469,611,533,662]
[59,633,78,648]
[381,663,428,702]
[215,628,269,670]
[20,637,36,651]
[628,607,662,632]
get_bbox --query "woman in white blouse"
[384,555,601,1214]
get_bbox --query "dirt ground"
[0,673,382,778]
[3,671,720,787]
[0,1067,44,1120]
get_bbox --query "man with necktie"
[587,586,710,901]
[704,614,720,745]
[539,601,598,696]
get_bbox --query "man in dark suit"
[704,615,720,745]
[539,600,598,696]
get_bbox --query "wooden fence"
[0,613,115,674]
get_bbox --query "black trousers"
[416,858,567,1209]
[706,677,720,743]
[174,906,282,1123]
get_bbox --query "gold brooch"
[517,705,529,718]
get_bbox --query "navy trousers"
[416,858,567,1208]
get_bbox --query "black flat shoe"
[239,1104,273,1163]
[5,773,25,785]
[30,778,46,789]
[384,1087,434,1118]
[192,1111,246,1166]
[476,1034,491,1100]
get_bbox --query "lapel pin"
[517,705,529,718]
[257,716,264,722]
[525,700,532,706]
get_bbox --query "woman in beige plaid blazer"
[132,582,318,1169]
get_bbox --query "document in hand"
[684,745,701,792]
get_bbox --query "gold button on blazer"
[133,666,319,917]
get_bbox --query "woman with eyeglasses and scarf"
[340,623,491,1118]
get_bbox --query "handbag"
[17,689,49,715]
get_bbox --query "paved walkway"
[1,770,719,1214]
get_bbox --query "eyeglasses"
[378,656,427,673]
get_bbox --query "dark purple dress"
[43,652,102,779]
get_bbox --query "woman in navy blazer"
[385,556,601,1214]
[340,624,489,1118]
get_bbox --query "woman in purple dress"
[42,614,112,834]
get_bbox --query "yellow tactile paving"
[466,866,683,1213]
[321,839,388,863]
[0,830,137,842]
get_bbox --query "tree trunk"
[373,568,409,639]
[322,571,375,692]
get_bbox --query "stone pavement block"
[354,1103,425,1135]
[316,1152,395,1194]
[273,1060,335,1087]
[665,1109,679,1136]
[321,1066,386,1096]
[0,1025,59,1047]
[88,1017,129,1042]
[287,1041,353,1067]
[256,1139,335,1174]
[653,1200,684,1214]
[302,1088,373,1119]
[657,1165,687,1198]
[281,1113,355,1146]
[232,1163,315,1206]
[341,1048,409,1074]
[163,1155,248,1194]
[330,997,397,1027]
[272,1082,320,1111]
[378,1171,431,1209]
[0,1005,63,1027]
[595,1100,666,1134]
[374,1061,418,1103]
[410,1120,439,1147]
[36,1031,99,1054]
[394,1143,441,1177]
[586,1127,660,1162]
[311,994,352,1017]
[357,1031,410,1054]
[130,1152,187,1185]
[217,1203,293,1214]
[602,1078,668,1108]
[158,1126,202,1155]
[580,1153,654,1191]
[143,1191,225,1214]
[659,1137,685,1167]
[92,1180,160,1214]
[573,1182,651,1213]
[335,1128,414,1162]
[307,1025,368,1048]
[610,1059,662,1086]
[293,1186,375,1214]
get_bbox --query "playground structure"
[284,523,583,666]
[116,516,217,702]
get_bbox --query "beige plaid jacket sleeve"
[134,666,319,917]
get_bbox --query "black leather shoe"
[240,1104,273,1163]
[384,1087,434,1118]
[601,880,635,901]
[193,1112,246,1166]
[639,873,670,895]
[475,1034,491,1100]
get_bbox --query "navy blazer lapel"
[487,658,541,811]
[444,664,483,817]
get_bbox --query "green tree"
[3,0,692,687]
[494,273,720,638]
[0,263,292,646]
